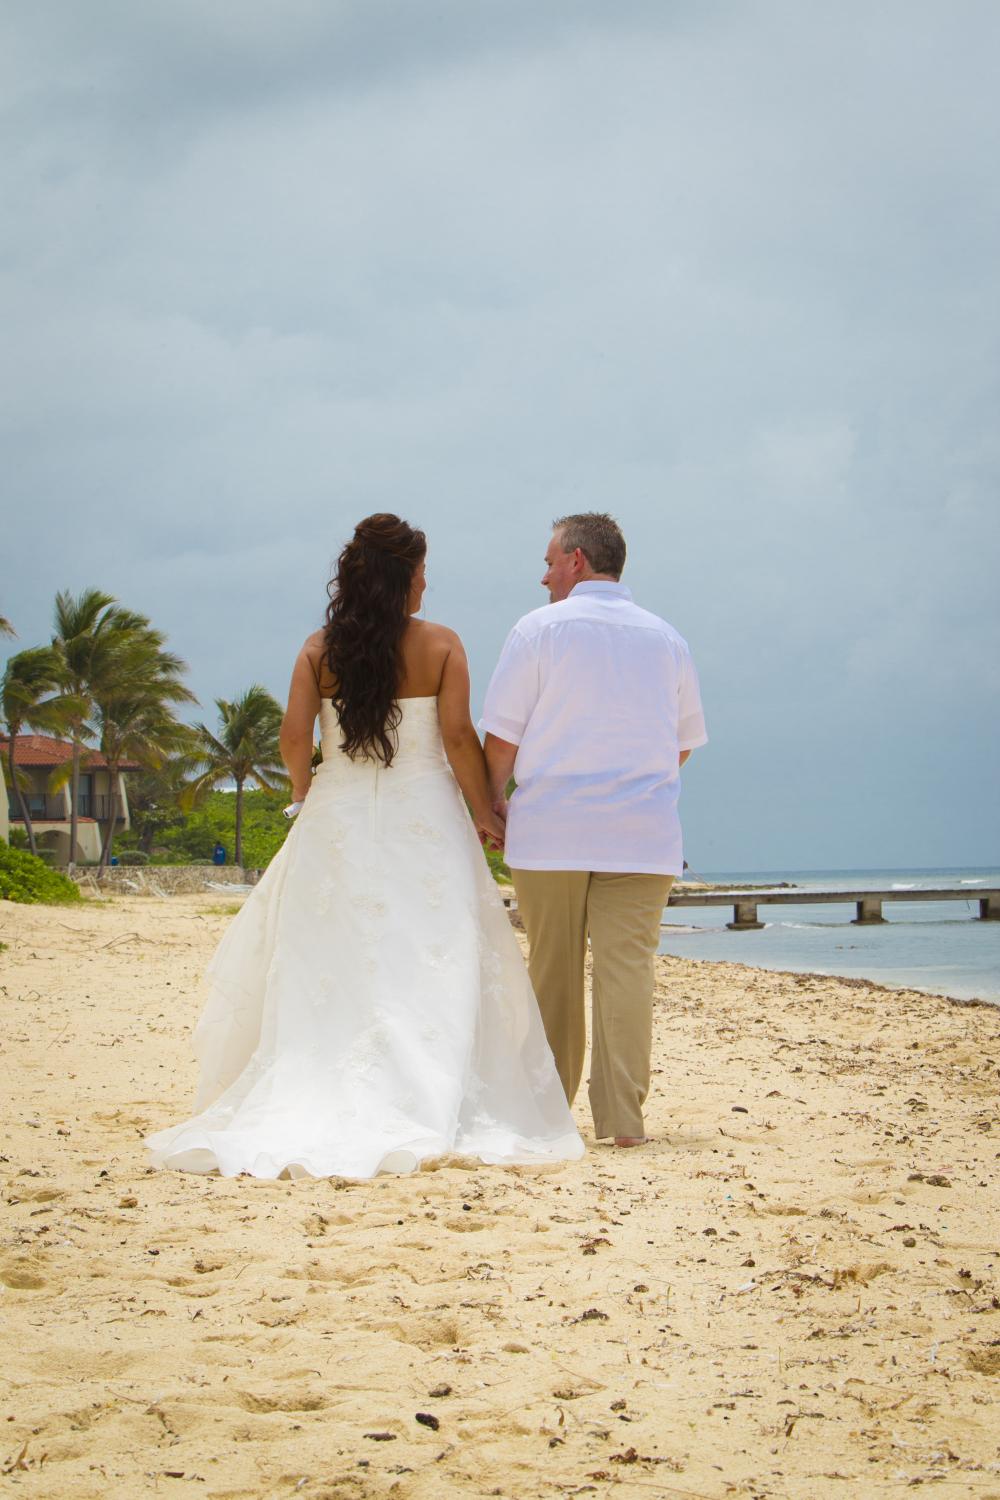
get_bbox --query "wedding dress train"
[146,697,583,1179]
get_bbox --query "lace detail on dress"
[342,1017,391,1077]
[350,891,389,922]
[315,874,339,916]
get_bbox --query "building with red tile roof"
[1,734,140,864]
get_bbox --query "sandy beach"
[2,891,999,1500]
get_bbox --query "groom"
[482,513,707,1146]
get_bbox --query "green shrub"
[0,844,81,905]
[152,790,291,868]
[116,850,150,866]
[484,845,511,884]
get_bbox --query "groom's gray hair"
[552,512,626,579]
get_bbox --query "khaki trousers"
[510,869,674,1140]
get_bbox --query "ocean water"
[658,867,1000,1004]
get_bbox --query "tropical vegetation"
[0,844,81,904]
[3,588,509,883]
[187,686,285,867]
[91,627,197,866]
[119,788,292,868]
[48,592,200,868]
[1,646,74,855]
[484,845,511,884]
[120,759,200,855]
[51,589,122,872]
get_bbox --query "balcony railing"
[7,795,123,823]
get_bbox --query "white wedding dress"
[146,697,583,1179]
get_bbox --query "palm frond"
[191,686,285,787]
[54,587,117,640]
[1,647,65,735]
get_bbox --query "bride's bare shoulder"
[300,629,326,659]
[399,619,465,696]
[412,619,463,651]
[298,630,335,693]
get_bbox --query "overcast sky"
[3,1,998,870]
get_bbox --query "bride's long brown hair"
[323,513,427,766]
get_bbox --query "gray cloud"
[3,1,998,868]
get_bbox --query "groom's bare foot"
[613,1135,648,1148]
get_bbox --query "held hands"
[475,803,507,853]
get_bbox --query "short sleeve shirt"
[480,581,707,875]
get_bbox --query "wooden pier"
[664,886,1000,931]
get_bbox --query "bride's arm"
[436,632,505,848]
[280,640,322,802]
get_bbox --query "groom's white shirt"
[481,581,707,875]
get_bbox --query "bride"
[146,514,583,1179]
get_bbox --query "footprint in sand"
[6,1185,66,1205]
[59,1403,110,1433]
[0,1256,47,1290]
[22,1347,136,1382]
[163,1274,221,1299]
[90,1110,150,1129]
[283,1260,340,1284]
[234,1389,329,1413]
[333,1261,421,1289]
[830,1262,893,1288]
[966,1347,1000,1376]
[363,1313,465,1350]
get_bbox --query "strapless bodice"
[316,696,448,784]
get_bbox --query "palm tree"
[189,686,285,868]
[52,589,125,873]
[1,647,70,856]
[0,615,15,638]
[91,626,197,867]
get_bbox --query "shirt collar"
[568,580,633,601]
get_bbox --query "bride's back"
[308,616,452,705]
[317,694,446,780]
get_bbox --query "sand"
[1,891,999,1500]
